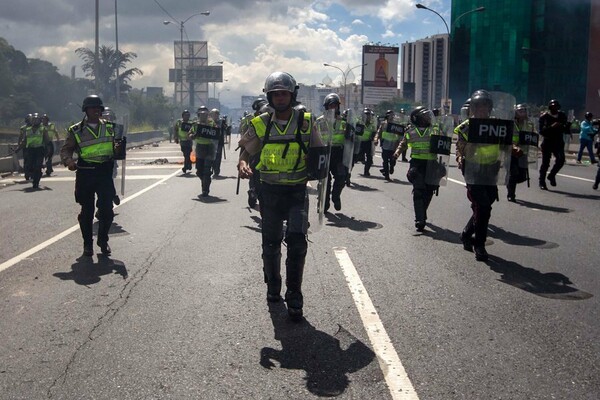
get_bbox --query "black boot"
[285,257,305,321]
[263,254,282,302]
[474,246,488,261]
[460,217,475,252]
[78,214,94,256]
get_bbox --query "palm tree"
[75,45,143,102]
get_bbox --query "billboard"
[362,45,399,105]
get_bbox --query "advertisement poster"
[362,45,399,106]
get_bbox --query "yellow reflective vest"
[454,120,499,165]
[253,110,312,185]
[69,121,115,163]
[405,125,439,160]
[25,126,44,148]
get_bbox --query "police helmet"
[263,71,298,108]
[548,99,561,109]
[197,106,209,114]
[251,98,268,111]
[322,93,341,109]
[182,109,190,117]
[470,90,493,111]
[410,106,433,127]
[258,104,273,115]
[25,114,32,124]
[41,114,49,122]
[295,104,307,112]
[399,108,406,115]
[585,111,593,120]
[31,113,41,125]
[385,110,394,118]
[363,107,371,114]
[81,95,104,112]
[102,107,116,122]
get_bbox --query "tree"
[75,45,142,102]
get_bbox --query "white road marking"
[333,247,419,400]
[447,177,466,186]
[0,169,180,274]
[556,173,594,183]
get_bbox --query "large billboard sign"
[362,45,399,106]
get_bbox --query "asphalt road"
[0,139,599,400]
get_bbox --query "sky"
[0,0,451,109]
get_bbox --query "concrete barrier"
[0,130,167,174]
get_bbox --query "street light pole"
[209,61,224,99]
[323,63,367,110]
[416,3,485,114]
[115,0,120,104]
[164,11,210,107]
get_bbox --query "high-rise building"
[450,0,594,114]
[401,34,449,111]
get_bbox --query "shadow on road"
[485,255,592,300]
[421,223,462,245]
[53,255,128,286]
[192,195,227,204]
[346,181,379,192]
[546,189,600,201]
[488,224,559,249]
[512,198,571,213]
[325,212,382,232]
[260,302,376,397]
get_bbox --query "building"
[450,0,595,114]
[401,34,449,111]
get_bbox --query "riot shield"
[426,120,452,186]
[194,123,219,161]
[116,113,128,196]
[308,109,335,232]
[342,109,355,170]
[517,117,539,170]
[464,119,514,185]
[381,116,406,151]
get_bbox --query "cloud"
[0,0,448,108]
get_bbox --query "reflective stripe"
[406,127,436,160]
[72,123,115,163]
[253,110,311,185]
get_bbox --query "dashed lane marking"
[0,169,180,274]
[333,247,420,400]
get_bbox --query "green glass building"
[450,0,592,112]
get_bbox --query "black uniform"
[538,111,568,188]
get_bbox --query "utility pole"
[95,0,100,94]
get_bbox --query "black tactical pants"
[195,143,215,195]
[260,184,308,296]
[75,162,115,246]
[45,142,54,174]
[381,149,397,177]
[507,155,528,198]
[539,140,565,182]
[25,147,45,187]
[325,146,347,209]
[356,140,373,174]
[408,161,436,223]
[464,184,498,247]
[180,140,193,171]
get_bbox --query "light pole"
[323,63,367,109]
[163,11,210,107]
[115,0,120,104]
[416,3,485,114]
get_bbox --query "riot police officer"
[455,90,508,261]
[394,106,443,231]
[355,108,376,176]
[507,104,537,202]
[174,110,194,174]
[190,106,218,197]
[41,114,60,176]
[61,95,121,256]
[16,113,49,189]
[210,108,225,177]
[245,98,271,208]
[538,99,568,189]
[317,93,348,211]
[374,110,400,181]
[237,71,323,320]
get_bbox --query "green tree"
[75,45,142,102]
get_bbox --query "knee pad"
[285,233,307,258]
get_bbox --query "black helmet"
[197,106,209,113]
[182,109,190,116]
[385,110,394,118]
[322,93,341,109]
[263,71,298,109]
[470,90,493,111]
[410,106,432,127]
[41,113,49,121]
[82,95,104,112]
[252,98,268,111]
[295,104,307,112]
[548,99,561,109]
[585,111,593,120]
[102,107,116,122]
